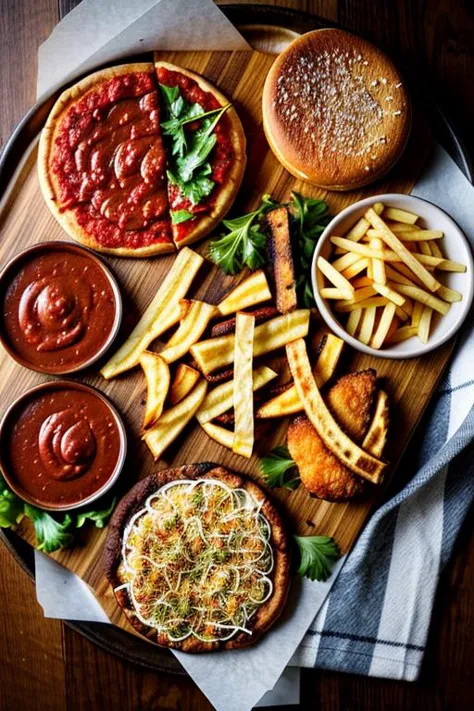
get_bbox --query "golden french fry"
[359,305,377,344]
[418,240,432,256]
[335,297,388,313]
[331,251,361,271]
[143,379,207,460]
[286,339,386,483]
[387,283,450,315]
[340,258,369,280]
[232,313,255,458]
[436,284,463,303]
[385,325,418,343]
[393,230,443,242]
[394,304,410,322]
[333,202,384,254]
[365,209,440,292]
[217,269,272,316]
[350,276,373,289]
[256,334,343,418]
[418,305,433,344]
[372,283,406,307]
[198,366,277,424]
[362,390,389,458]
[191,309,310,374]
[411,302,424,328]
[429,240,444,258]
[346,308,362,336]
[317,256,355,295]
[343,286,377,304]
[159,301,216,364]
[101,248,203,379]
[331,237,386,260]
[385,221,418,233]
[169,364,200,405]
[370,303,397,349]
[383,206,419,224]
[201,421,234,450]
[370,236,386,285]
[320,287,354,300]
[140,352,170,428]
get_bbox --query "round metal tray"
[1,3,472,674]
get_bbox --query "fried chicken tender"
[287,370,378,502]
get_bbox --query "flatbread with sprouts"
[104,463,290,652]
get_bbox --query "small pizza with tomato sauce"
[38,62,246,257]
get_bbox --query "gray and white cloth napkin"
[292,143,474,680]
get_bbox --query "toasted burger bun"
[263,29,411,191]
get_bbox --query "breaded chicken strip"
[287,370,378,501]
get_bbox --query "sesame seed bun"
[262,29,411,191]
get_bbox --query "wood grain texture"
[0,1,473,710]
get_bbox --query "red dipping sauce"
[0,381,126,510]
[0,242,121,374]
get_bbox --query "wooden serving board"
[0,46,453,637]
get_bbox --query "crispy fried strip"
[232,313,255,457]
[101,248,203,378]
[267,207,297,314]
[210,306,279,338]
[190,309,310,374]
[385,325,418,343]
[198,366,277,424]
[383,206,419,224]
[370,236,386,285]
[346,308,362,336]
[340,257,369,280]
[317,256,355,294]
[359,306,377,345]
[372,283,406,307]
[256,334,344,418]
[418,305,433,344]
[387,282,450,315]
[286,339,386,483]
[169,364,200,405]
[217,269,272,316]
[320,287,354,300]
[370,303,397,349]
[159,301,216,363]
[201,421,234,450]
[140,352,170,428]
[142,379,207,460]
[362,390,390,458]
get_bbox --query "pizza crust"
[104,463,290,652]
[155,61,247,249]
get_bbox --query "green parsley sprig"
[294,535,341,582]
[259,446,300,491]
[208,194,277,275]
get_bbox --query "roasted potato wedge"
[140,352,170,428]
[169,364,200,405]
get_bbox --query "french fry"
[411,302,424,328]
[362,390,389,458]
[429,240,443,258]
[169,364,200,405]
[385,315,401,341]
[317,256,355,295]
[190,309,310,374]
[159,301,216,363]
[370,236,386,285]
[201,421,234,450]
[286,339,386,483]
[414,255,467,273]
[436,284,463,303]
[372,283,406,307]
[340,258,369,279]
[359,306,377,344]
[331,251,361,271]
[217,269,272,316]
[418,240,432,256]
[142,379,207,460]
[341,285,377,304]
[385,325,418,343]
[388,283,450,315]
[383,206,419,224]
[320,287,354,299]
[351,276,373,288]
[346,308,362,336]
[385,221,418,233]
[370,302,397,349]
[210,306,279,338]
[418,305,433,344]
[256,334,344,418]
[140,352,170,428]
[331,237,386,260]
[232,313,255,458]
[101,248,203,378]
[198,365,277,424]
[365,209,441,292]
[267,207,297,314]
[394,304,410,321]
[335,201,384,249]
[367,229,443,242]
[335,297,388,313]
[389,262,426,287]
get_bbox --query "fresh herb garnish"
[159,82,230,207]
[208,194,277,275]
[289,192,331,307]
[294,535,341,582]
[170,209,194,225]
[0,473,117,553]
[259,446,300,490]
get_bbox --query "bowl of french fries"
[312,194,473,358]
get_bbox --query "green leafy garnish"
[294,535,341,582]
[24,504,74,554]
[159,82,230,207]
[75,497,117,529]
[259,446,300,491]
[208,194,277,275]
[289,192,331,307]
[0,474,24,528]
[170,209,194,225]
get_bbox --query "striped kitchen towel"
[291,144,474,680]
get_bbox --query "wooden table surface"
[0,1,473,709]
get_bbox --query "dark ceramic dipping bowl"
[0,241,122,374]
[0,380,127,512]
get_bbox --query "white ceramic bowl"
[312,193,474,359]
